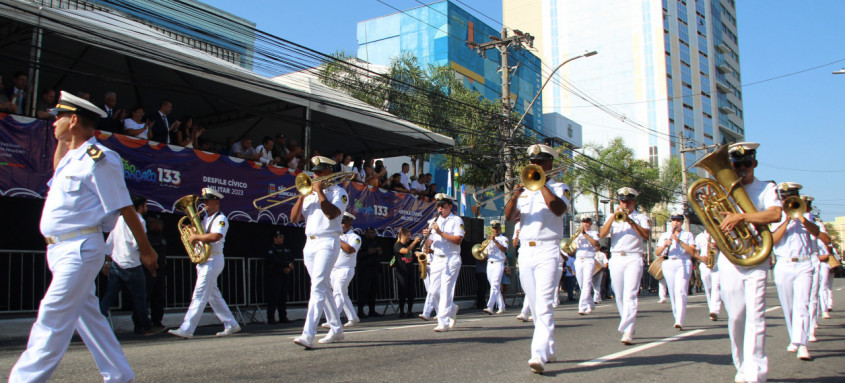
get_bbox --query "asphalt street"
[2,280,844,382]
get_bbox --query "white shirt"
[399,171,411,190]
[773,211,815,257]
[429,213,465,256]
[657,229,695,259]
[256,144,274,165]
[40,137,132,236]
[565,257,575,276]
[202,211,228,254]
[595,251,608,267]
[230,141,256,159]
[486,234,509,262]
[574,229,599,258]
[515,180,570,241]
[303,185,348,237]
[106,212,145,269]
[745,177,782,212]
[123,119,147,139]
[695,231,711,259]
[609,210,650,254]
[410,180,426,192]
[334,231,362,268]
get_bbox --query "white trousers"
[774,260,813,347]
[592,271,603,303]
[429,254,461,327]
[808,262,820,331]
[663,258,691,326]
[819,263,832,313]
[658,278,668,301]
[422,264,439,317]
[11,235,134,383]
[518,244,559,363]
[574,257,596,312]
[486,260,505,311]
[718,255,768,383]
[553,257,563,308]
[700,262,722,315]
[609,254,643,334]
[179,254,238,334]
[330,267,359,322]
[301,237,342,341]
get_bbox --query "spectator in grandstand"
[219,137,235,156]
[399,163,411,190]
[374,160,388,187]
[99,91,125,133]
[123,106,152,139]
[256,136,279,165]
[388,173,411,193]
[286,138,304,169]
[272,134,293,165]
[0,75,13,113]
[174,117,195,147]
[352,157,366,182]
[148,100,180,144]
[341,154,354,173]
[231,137,260,161]
[35,87,56,119]
[75,90,91,102]
[5,71,28,115]
[332,150,344,172]
[410,175,427,195]
[363,163,379,187]
[426,183,438,199]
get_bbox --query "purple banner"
[0,114,438,236]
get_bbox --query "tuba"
[687,145,773,267]
[175,194,212,264]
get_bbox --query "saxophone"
[414,213,438,279]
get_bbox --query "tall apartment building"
[503,0,745,169]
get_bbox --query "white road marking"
[766,305,781,313]
[578,329,706,367]
[837,287,843,291]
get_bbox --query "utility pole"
[468,28,534,193]
[678,132,719,231]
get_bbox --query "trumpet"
[613,208,628,223]
[471,165,567,208]
[782,196,806,220]
[253,171,356,210]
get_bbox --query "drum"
[593,260,603,276]
[648,256,665,280]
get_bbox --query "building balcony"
[716,80,731,93]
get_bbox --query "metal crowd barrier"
[1,250,516,315]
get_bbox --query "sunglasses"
[731,159,754,169]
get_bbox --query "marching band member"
[331,212,361,327]
[695,230,721,321]
[717,142,781,382]
[10,92,156,382]
[573,217,600,315]
[655,214,696,330]
[504,144,569,373]
[169,188,240,339]
[593,246,609,305]
[771,182,819,361]
[291,156,348,349]
[599,187,650,345]
[808,235,826,342]
[423,194,464,332]
[483,220,509,315]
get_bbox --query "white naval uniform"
[515,180,569,363]
[486,234,509,312]
[428,213,465,327]
[177,211,238,335]
[772,211,816,348]
[657,229,695,326]
[11,138,134,383]
[817,224,833,315]
[573,229,599,312]
[300,185,348,342]
[421,261,439,318]
[808,239,823,337]
[717,177,780,383]
[331,231,362,322]
[608,210,650,335]
[592,251,608,303]
[695,231,722,316]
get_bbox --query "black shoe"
[358,312,368,318]
[267,320,278,325]
[280,317,292,323]
[399,311,405,317]
[369,312,383,317]
[138,325,167,336]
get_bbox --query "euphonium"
[472,239,492,261]
[175,194,212,264]
[782,196,806,220]
[687,145,773,267]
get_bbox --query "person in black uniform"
[144,214,168,327]
[266,231,294,324]
[357,227,384,318]
[393,228,422,317]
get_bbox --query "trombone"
[253,171,356,211]
[471,165,567,209]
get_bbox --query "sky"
[201,0,845,220]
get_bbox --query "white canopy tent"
[0,0,454,156]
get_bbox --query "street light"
[834,68,845,75]
[513,50,598,130]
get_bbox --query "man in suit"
[5,71,29,115]
[99,91,125,133]
[148,100,179,144]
